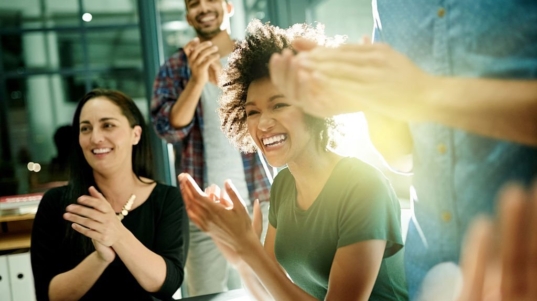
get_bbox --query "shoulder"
[162,48,188,69]
[37,185,70,213]
[150,182,183,205]
[272,167,293,192]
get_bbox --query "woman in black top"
[31,89,188,301]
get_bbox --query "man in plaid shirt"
[150,0,271,297]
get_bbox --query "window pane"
[82,0,138,26]
[86,28,142,70]
[1,31,84,73]
[0,0,80,29]
[90,69,145,99]
[158,0,195,57]
[313,0,373,42]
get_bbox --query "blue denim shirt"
[373,0,537,298]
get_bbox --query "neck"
[93,168,140,209]
[287,149,341,195]
[199,29,235,57]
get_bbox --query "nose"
[257,112,275,132]
[90,128,104,144]
[199,0,209,12]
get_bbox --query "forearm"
[170,79,205,128]
[426,77,537,146]
[236,263,274,301]
[49,252,110,301]
[239,236,318,301]
[113,230,167,293]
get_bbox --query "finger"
[269,53,287,93]
[66,204,105,222]
[71,222,100,240]
[456,216,494,301]
[224,180,248,213]
[305,43,385,65]
[205,184,222,202]
[184,37,200,56]
[527,182,537,300]
[499,184,529,299]
[64,212,104,232]
[84,187,113,213]
[279,49,298,102]
[252,199,263,240]
[197,53,221,72]
[190,42,217,63]
[291,38,318,52]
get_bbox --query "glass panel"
[89,69,146,100]
[1,31,84,73]
[86,28,142,70]
[313,0,373,42]
[0,0,80,29]
[158,0,195,57]
[0,75,80,196]
[82,0,138,26]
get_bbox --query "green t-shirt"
[269,157,408,300]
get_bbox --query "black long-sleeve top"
[30,183,189,301]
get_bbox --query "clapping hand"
[178,173,261,259]
[457,183,537,301]
[64,186,126,262]
[184,37,222,86]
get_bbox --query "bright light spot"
[27,162,35,171]
[33,163,41,172]
[82,13,92,22]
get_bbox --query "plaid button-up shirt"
[150,48,271,203]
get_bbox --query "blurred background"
[0,0,410,220]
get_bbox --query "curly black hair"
[219,19,345,153]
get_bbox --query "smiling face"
[185,0,232,39]
[245,77,315,167]
[78,97,141,176]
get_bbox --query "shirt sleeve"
[150,50,195,144]
[151,185,189,300]
[30,187,68,301]
[336,168,404,258]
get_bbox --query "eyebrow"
[80,117,119,124]
[244,94,285,107]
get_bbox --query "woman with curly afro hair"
[178,19,408,301]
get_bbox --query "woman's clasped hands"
[63,186,127,263]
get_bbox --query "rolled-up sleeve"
[150,50,194,144]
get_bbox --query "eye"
[246,110,259,117]
[103,122,115,129]
[80,125,90,133]
[274,103,289,110]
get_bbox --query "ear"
[226,2,234,17]
[132,125,142,145]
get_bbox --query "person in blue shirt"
[268,1,537,299]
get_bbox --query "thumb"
[292,38,318,52]
[252,199,263,240]
[88,186,106,201]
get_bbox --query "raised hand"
[457,183,537,301]
[269,37,434,120]
[64,186,127,249]
[184,37,221,86]
[178,173,259,254]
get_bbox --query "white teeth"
[262,135,286,146]
[93,148,111,154]
[200,15,215,22]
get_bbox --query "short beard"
[195,26,223,39]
